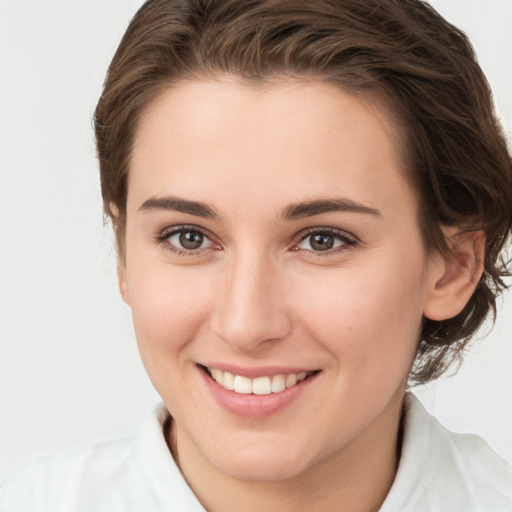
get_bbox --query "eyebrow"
[139,196,220,220]
[138,195,381,222]
[281,198,381,221]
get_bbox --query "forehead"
[129,78,416,221]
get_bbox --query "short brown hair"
[94,0,512,384]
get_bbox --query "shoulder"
[0,403,203,512]
[0,436,135,511]
[381,393,512,512]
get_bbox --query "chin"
[215,456,309,483]
[203,437,319,483]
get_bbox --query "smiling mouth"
[202,366,318,395]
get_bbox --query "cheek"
[127,264,214,367]
[294,258,426,375]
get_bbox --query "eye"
[295,229,357,253]
[158,226,218,254]
[169,229,209,250]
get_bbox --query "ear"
[117,263,130,305]
[423,229,485,321]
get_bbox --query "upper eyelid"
[156,224,358,250]
[159,224,214,240]
[156,225,218,251]
[156,226,220,257]
[295,226,358,243]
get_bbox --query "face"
[120,79,443,482]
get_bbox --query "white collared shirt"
[2,394,511,511]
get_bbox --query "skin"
[118,79,482,512]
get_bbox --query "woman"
[1,0,511,510]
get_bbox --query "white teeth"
[271,374,286,393]
[285,373,297,388]
[252,376,272,395]
[233,375,252,394]
[223,371,235,391]
[211,368,223,384]
[207,367,312,395]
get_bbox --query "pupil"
[310,233,334,251]
[179,231,204,249]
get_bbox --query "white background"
[0,0,511,482]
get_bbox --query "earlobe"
[117,264,130,305]
[423,229,485,321]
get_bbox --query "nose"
[210,251,292,352]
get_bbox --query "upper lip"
[199,362,319,379]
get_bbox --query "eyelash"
[155,225,358,256]
[155,225,218,257]
[293,227,358,256]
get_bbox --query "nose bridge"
[212,246,291,351]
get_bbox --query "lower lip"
[199,367,319,419]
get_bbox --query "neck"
[170,392,405,512]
